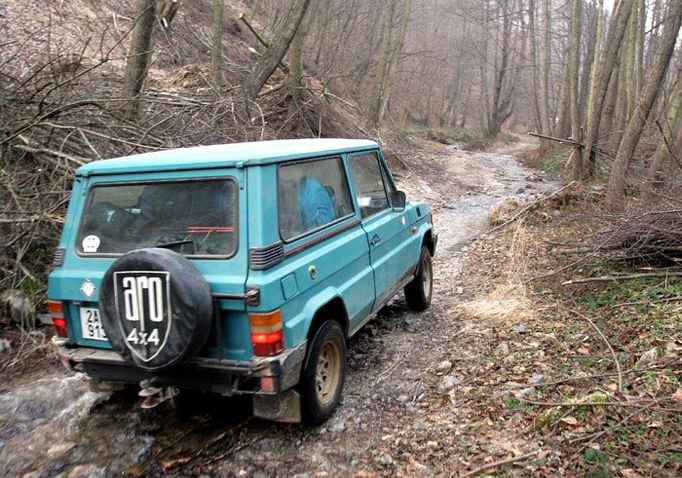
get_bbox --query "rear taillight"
[249,310,284,356]
[47,300,68,337]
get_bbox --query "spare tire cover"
[99,248,213,371]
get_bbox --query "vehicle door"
[347,151,413,310]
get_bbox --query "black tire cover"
[99,248,213,371]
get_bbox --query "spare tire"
[99,248,213,371]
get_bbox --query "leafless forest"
[1,1,681,475]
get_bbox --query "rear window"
[77,179,238,257]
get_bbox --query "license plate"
[80,307,108,341]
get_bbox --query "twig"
[610,296,682,308]
[519,398,678,412]
[563,271,682,285]
[560,307,623,392]
[458,450,543,478]
[486,181,577,235]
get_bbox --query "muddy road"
[0,139,555,477]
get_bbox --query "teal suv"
[48,139,437,423]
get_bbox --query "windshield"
[77,179,238,257]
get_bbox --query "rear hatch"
[48,169,249,357]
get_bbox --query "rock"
[436,360,453,374]
[375,453,395,466]
[513,387,536,400]
[47,442,75,458]
[456,286,464,294]
[636,347,658,368]
[67,465,105,478]
[503,381,525,390]
[0,338,11,353]
[494,342,510,355]
[511,323,528,334]
[530,374,545,386]
[503,353,517,364]
[328,421,346,433]
[396,394,410,403]
[439,375,460,391]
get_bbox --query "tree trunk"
[288,9,308,110]
[578,1,598,122]
[635,0,645,95]
[243,0,311,100]
[644,66,682,199]
[625,0,637,122]
[529,0,542,132]
[568,0,582,180]
[368,0,396,127]
[606,0,682,208]
[121,0,157,119]
[539,0,552,135]
[211,0,224,87]
[377,0,412,124]
[580,0,634,177]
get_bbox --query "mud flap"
[252,389,302,423]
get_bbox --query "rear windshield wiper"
[155,239,196,253]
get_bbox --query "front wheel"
[405,245,433,311]
[298,321,346,424]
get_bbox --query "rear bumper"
[51,336,306,396]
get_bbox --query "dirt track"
[0,138,556,477]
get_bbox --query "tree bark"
[644,66,682,199]
[211,0,224,87]
[121,0,157,119]
[539,0,552,135]
[580,0,634,177]
[377,0,412,124]
[606,0,682,208]
[243,0,311,101]
[288,9,308,110]
[568,0,582,180]
[368,0,396,127]
[529,0,542,132]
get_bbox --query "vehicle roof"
[75,138,379,176]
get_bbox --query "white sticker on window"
[82,235,101,252]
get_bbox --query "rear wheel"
[298,321,346,424]
[405,245,433,311]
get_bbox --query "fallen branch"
[459,450,544,478]
[562,271,682,285]
[486,181,577,235]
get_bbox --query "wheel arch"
[307,296,350,340]
[423,228,434,256]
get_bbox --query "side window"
[278,156,354,241]
[348,153,389,218]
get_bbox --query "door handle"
[370,234,381,246]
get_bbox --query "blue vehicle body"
[49,139,436,421]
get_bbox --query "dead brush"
[458,221,537,324]
[488,197,524,226]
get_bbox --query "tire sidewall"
[299,321,346,424]
[419,246,433,306]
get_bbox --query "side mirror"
[391,190,406,211]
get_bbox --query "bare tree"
[243,0,311,100]
[121,0,157,119]
[606,0,682,207]
[580,0,634,177]
[568,0,582,180]
[212,0,224,86]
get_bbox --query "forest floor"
[1,137,680,477]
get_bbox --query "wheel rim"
[422,254,432,298]
[315,340,341,405]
